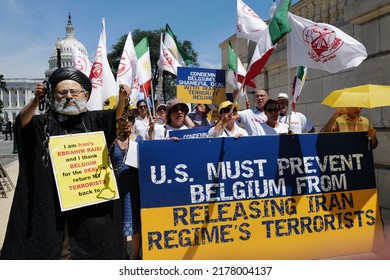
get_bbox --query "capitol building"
[0,13,89,122]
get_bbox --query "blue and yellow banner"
[138,132,384,259]
[177,67,225,104]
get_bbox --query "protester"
[149,98,190,140]
[208,100,248,138]
[252,99,289,135]
[155,103,167,125]
[132,99,151,139]
[4,120,12,140]
[276,93,315,134]
[320,107,378,149]
[236,89,269,135]
[187,103,212,127]
[0,67,129,260]
[113,113,142,260]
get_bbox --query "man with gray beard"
[1,67,129,260]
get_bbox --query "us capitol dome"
[44,13,90,78]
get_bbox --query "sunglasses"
[266,108,280,113]
[157,107,166,112]
[172,107,186,113]
[138,105,147,109]
[221,107,237,114]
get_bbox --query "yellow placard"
[48,131,119,211]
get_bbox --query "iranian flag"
[158,33,181,75]
[135,36,152,98]
[71,44,92,77]
[244,0,291,85]
[291,66,307,111]
[227,41,256,90]
[164,24,192,66]
[236,0,267,42]
[287,13,367,73]
[117,32,138,89]
[88,18,118,110]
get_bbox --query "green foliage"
[107,28,199,104]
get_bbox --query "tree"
[0,74,7,122]
[107,28,198,103]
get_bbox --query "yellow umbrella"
[321,84,390,108]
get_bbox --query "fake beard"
[54,98,88,115]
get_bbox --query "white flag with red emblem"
[287,13,367,73]
[236,0,267,42]
[116,32,138,89]
[71,45,92,77]
[88,18,118,110]
[158,33,181,75]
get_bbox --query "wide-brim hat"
[166,98,189,116]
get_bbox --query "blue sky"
[0,0,297,79]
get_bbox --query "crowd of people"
[0,69,378,260]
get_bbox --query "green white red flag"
[164,24,192,66]
[135,36,152,98]
[227,41,256,90]
[244,0,291,86]
[291,66,307,111]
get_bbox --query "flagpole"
[150,78,156,117]
[287,66,292,132]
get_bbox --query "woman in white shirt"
[149,98,191,140]
[252,99,289,135]
[208,100,248,138]
[132,99,151,139]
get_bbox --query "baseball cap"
[277,93,289,100]
[218,100,239,114]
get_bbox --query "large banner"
[177,67,226,104]
[138,132,384,259]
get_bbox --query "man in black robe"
[0,67,129,259]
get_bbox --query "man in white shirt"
[236,89,269,135]
[276,93,315,134]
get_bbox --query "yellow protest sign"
[48,131,119,211]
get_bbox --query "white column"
[16,89,21,108]
[7,89,11,108]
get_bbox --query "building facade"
[220,0,390,235]
[0,13,89,122]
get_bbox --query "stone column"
[16,88,20,108]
